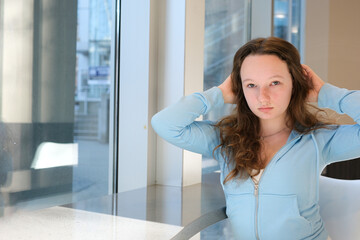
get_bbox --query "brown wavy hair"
[215,37,331,184]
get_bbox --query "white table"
[0,206,183,239]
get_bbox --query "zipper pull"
[254,184,259,196]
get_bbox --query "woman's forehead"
[240,55,291,81]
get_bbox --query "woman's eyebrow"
[242,78,253,83]
[269,74,285,79]
[242,75,284,83]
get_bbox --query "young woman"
[151,37,360,240]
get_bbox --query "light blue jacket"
[151,83,360,240]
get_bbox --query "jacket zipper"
[252,134,301,240]
[254,183,260,240]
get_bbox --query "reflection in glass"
[273,0,289,40]
[273,0,302,51]
[204,0,250,92]
[0,0,113,212]
[0,124,13,216]
[203,0,250,174]
[31,142,78,170]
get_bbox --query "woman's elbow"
[151,113,161,134]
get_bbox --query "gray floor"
[65,172,226,225]
[64,172,234,238]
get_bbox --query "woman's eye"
[271,81,280,86]
[247,83,256,88]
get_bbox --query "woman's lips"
[258,107,273,113]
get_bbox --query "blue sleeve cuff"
[318,83,360,124]
[318,83,349,114]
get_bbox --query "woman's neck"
[260,117,289,138]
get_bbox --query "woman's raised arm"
[314,80,360,166]
[151,86,226,158]
[218,75,236,104]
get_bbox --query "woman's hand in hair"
[302,64,325,103]
[218,75,236,104]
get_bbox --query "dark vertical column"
[33,0,77,125]
[27,0,78,200]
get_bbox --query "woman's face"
[240,54,293,123]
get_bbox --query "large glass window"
[273,0,303,51]
[204,0,250,92]
[0,0,115,213]
[202,0,251,174]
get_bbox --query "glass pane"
[273,0,290,40]
[273,0,302,51]
[290,0,301,50]
[204,0,250,92]
[0,0,113,214]
[203,0,250,174]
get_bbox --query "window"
[203,0,251,174]
[0,0,116,212]
[273,0,303,52]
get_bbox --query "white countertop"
[0,206,183,240]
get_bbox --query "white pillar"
[118,0,205,190]
[155,0,205,187]
[118,0,150,192]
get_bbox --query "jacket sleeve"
[151,87,225,158]
[316,83,360,165]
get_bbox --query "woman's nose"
[258,87,270,103]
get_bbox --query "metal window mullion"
[112,0,121,195]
